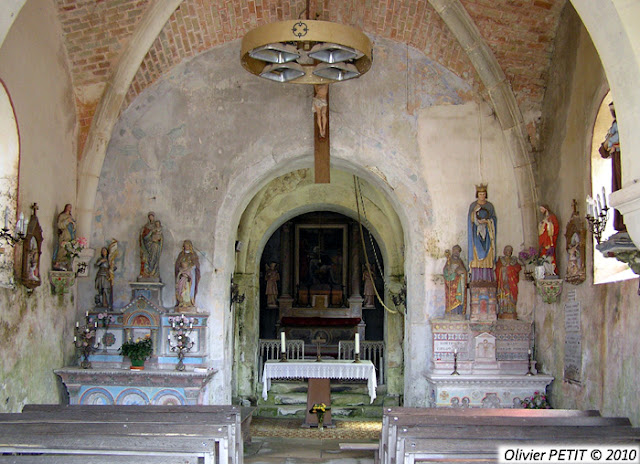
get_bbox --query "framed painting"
[294,224,348,294]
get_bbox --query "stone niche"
[426,318,553,408]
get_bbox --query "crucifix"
[312,334,327,362]
[312,83,330,183]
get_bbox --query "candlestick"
[354,333,360,355]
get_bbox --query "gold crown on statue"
[475,183,488,193]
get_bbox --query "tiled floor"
[246,417,380,463]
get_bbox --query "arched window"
[590,92,636,284]
[0,79,20,286]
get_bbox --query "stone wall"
[88,36,526,405]
[535,4,640,425]
[0,0,77,411]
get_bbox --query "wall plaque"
[564,289,582,383]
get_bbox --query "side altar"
[425,318,553,408]
[56,281,213,405]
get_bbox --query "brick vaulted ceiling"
[55,0,565,157]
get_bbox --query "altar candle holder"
[353,353,361,363]
[73,313,98,369]
[168,314,195,371]
[279,351,288,362]
[451,350,460,376]
[526,349,535,376]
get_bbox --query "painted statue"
[175,239,200,308]
[468,184,497,282]
[538,204,559,275]
[443,245,467,317]
[565,200,587,285]
[495,245,521,318]
[312,84,328,138]
[95,239,118,309]
[52,203,77,271]
[363,264,376,308]
[599,102,625,231]
[139,212,163,280]
[265,262,280,308]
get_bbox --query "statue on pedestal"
[362,264,376,308]
[52,203,77,271]
[95,239,118,309]
[443,245,467,317]
[495,245,521,319]
[265,262,280,308]
[468,184,497,282]
[538,204,559,276]
[599,101,625,231]
[175,240,200,309]
[139,212,163,281]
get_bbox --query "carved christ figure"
[312,84,329,138]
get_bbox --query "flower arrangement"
[309,403,329,414]
[521,390,551,409]
[64,236,88,260]
[309,403,331,429]
[519,247,554,267]
[95,312,116,327]
[119,335,153,366]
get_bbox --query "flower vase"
[534,265,545,281]
[317,411,324,430]
[130,358,145,370]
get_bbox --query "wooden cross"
[312,84,330,183]
[313,335,327,362]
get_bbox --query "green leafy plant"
[119,336,153,363]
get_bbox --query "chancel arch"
[232,168,405,403]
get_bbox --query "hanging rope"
[353,175,405,316]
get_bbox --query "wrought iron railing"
[338,340,385,385]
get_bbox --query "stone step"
[255,404,384,419]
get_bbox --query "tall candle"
[3,207,8,230]
[22,217,29,234]
[355,333,360,355]
[281,332,286,353]
[602,186,607,208]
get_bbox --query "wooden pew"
[2,404,251,464]
[399,436,640,464]
[379,408,635,464]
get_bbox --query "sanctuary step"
[256,381,389,420]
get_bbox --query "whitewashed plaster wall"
[535,7,640,426]
[87,37,526,405]
[0,0,77,411]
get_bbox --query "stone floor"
[246,417,380,463]
[245,437,377,464]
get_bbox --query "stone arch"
[232,168,406,400]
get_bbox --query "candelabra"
[526,350,535,376]
[74,314,98,369]
[168,314,195,371]
[451,350,460,375]
[0,208,27,247]
[586,190,610,245]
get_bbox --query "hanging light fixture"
[241,20,372,84]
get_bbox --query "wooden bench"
[0,404,252,464]
[380,408,639,464]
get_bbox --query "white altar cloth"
[262,360,377,403]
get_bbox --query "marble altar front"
[426,318,553,408]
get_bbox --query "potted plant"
[309,403,331,430]
[119,336,153,370]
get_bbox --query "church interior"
[1,0,640,454]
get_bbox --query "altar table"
[262,360,377,427]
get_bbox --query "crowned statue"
[468,184,497,282]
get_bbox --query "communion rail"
[339,340,385,385]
